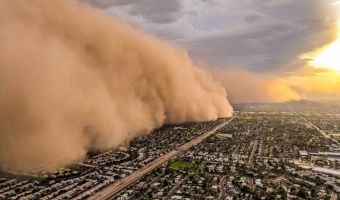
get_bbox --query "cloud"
[243,10,269,24]
[184,21,304,70]
[82,0,183,23]
[88,0,337,72]
[263,0,295,7]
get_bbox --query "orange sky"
[286,1,340,102]
[288,24,340,102]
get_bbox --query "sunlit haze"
[309,31,340,71]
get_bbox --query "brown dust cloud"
[0,0,233,172]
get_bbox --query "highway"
[289,106,340,146]
[289,106,330,138]
[88,116,236,200]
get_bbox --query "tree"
[311,188,318,198]
[277,186,287,199]
[297,188,307,199]
[326,184,334,191]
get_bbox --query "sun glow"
[305,19,340,71]
[309,35,340,71]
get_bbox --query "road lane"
[248,140,258,165]
[289,106,339,146]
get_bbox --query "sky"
[82,0,340,102]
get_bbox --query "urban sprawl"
[1,101,339,200]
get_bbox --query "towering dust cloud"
[0,0,233,172]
